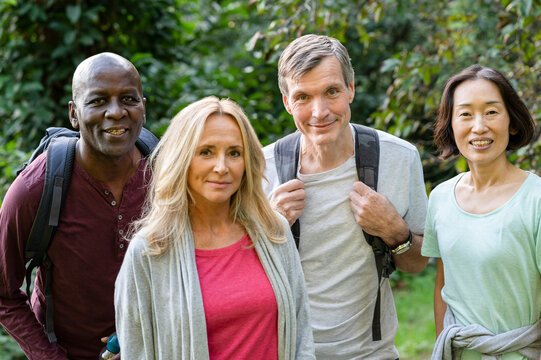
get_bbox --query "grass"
[393,262,437,360]
[0,263,438,360]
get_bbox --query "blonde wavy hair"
[134,96,285,255]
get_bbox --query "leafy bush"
[0,139,29,207]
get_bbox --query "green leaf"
[522,0,532,16]
[66,5,81,24]
[22,82,44,92]
[63,30,77,45]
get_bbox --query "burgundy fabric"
[0,152,148,360]
[195,234,279,360]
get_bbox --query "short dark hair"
[434,64,535,159]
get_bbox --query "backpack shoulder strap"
[352,123,395,341]
[23,127,156,343]
[352,124,379,191]
[273,131,302,247]
[135,127,159,156]
[18,127,79,176]
[25,136,77,343]
[274,131,301,184]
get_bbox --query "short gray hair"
[278,34,354,97]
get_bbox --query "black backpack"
[273,123,395,342]
[18,126,159,343]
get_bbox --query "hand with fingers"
[349,181,409,248]
[269,179,306,226]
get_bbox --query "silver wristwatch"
[391,230,412,255]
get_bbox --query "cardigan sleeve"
[278,215,316,359]
[114,235,156,360]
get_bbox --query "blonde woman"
[114,96,315,359]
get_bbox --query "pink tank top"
[195,234,279,360]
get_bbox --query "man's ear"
[68,101,79,129]
[348,80,355,103]
[143,97,147,125]
[282,94,293,115]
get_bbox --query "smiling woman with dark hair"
[422,65,541,359]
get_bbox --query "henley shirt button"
[111,200,117,206]
[118,215,123,220]
[104,190,110,195]
[119,229,124,235]
[119,243,124,249]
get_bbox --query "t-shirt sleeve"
[421,192,441,258]
[535,212,541,274]
[406,147,428,234]
[262,142,280,198]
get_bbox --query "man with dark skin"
[0,53,148,359]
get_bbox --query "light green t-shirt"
[422,172,541,360]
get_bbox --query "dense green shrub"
[1,1,540,356]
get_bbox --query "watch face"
[392,242,411,255]
[392,232,412,254]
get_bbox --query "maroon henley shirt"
[0,152,149,360]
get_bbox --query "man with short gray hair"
[263,34,428,359]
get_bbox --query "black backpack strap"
[352,123,395,341]
[18,128,79,176]
[25,136,77,343]
[274,125,394,341]
[135,127,159,157]
[23,126,157,343]
[273,131,302,247]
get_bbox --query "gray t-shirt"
[263,124,427,359]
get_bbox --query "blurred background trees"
[1,1,540,358]
[1,0,540,199]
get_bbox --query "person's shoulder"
[262,131,301,160]
[126,231,151,256]
[3,153,47,207]
[17,152,47,185]
[375,129,419,154]
[262,141,276,160]
[430,173,463,197]
[268,212,296,251]
[526,171,541,184]
[523,171,541,195]
[261,141,280,191]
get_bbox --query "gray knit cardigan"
[114,217,315,360]
[432,307,541,360]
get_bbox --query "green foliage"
[0,0,188,149]
[393,264,437,359]
[0,2,540,354]
[2,0,540,202]
[373,0,541,184]
[0,139,29,207]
